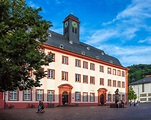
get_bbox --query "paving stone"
[0,103,151,120]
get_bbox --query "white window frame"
[48,69,55,79]
[83,92,88,102]
[36,90,43,101]
[24,90,31,101]
[47,90,55,102]
[75,92,81,101]
[10,90,17,101]
[90,93,95,102]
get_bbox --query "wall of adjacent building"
[131,83,151,102]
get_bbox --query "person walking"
[36,101,45,113]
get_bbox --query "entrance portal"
[98,88,107,106]
[100,94,104,105]
[62,91,68,105]
[58,84,73,106]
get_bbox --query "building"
[0,14,129,108]
[129,76,151,103]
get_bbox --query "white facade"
[131,82,151,102]
[3,46,128,108]
[0,14,129,108]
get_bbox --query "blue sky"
[26,0,151,67]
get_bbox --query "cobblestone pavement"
[0,103,151,120]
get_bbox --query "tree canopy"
[0,0,53,91]
[128,86,137,101]
[128,64,151,83]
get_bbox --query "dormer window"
[81,51,85,55]
[87,47,90,50]
[69,41,73,44]
[60,44,64,49]
[96,56,99,59]
[101,52,104,55]
[48,33,51,37]
[109,60,113,64]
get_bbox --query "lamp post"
[137,85,139,102]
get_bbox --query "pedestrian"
[134,101,136,106]
[136,100,139,107]
[120,100,124,108]
[129,101,132,106]
[36,101,45,113]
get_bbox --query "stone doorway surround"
[58,84,73,106]
[98,88,107,105]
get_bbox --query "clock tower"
[63,14,80,44]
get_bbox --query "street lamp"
[137,85,139,102]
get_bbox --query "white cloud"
[84,0,151,66]
[86,29,118,44]
[97,44,151,67]
[96,0,151,44]
[138,37,151,44]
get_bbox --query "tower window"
[72,27,77,34]
[65,28,68,34]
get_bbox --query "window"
[47,69,55,79]
[122,94,125,101]
[90,93,95,102]
[75,74,81,82]
[83,61,88,69]
[122,71,125,77]
[108,94,111,102]
[47,90,55,102]
[122,82,125,88]
[83,75,88,83]
[119,94,121,101]
[113,80,116,87]
[75,92,81,101]
[36,89,44,101]
[118,81,121,87]
[99,65,104,72]
[100,78,104,85]
[65,28,68,33]
[108,79,111,86]
[23,89,31,101]
[83,92,88,102]
[117,70,121,76]
[72,27,77,34]
[90,63,95,70]
[75,59,81,67]
[9,90,18,101]
[107,67,111,74]
[113,69,116,75]
[142,84,144,92]
[52,53,55,62]
[90,76,95,84]
[62,56,68,65]
[48,52,55,62]
[113,94,115,102]
[62,71,68,81]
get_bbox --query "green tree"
[128,86,137,100]
[0,0,53,91]
[128,64,151,83]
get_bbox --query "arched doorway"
[98,88,107,105]
[62,91,68,105]
[100,94,104,105]
[58,84,73,106]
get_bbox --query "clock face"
[72,21,77,28]
[65,21,68,27]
